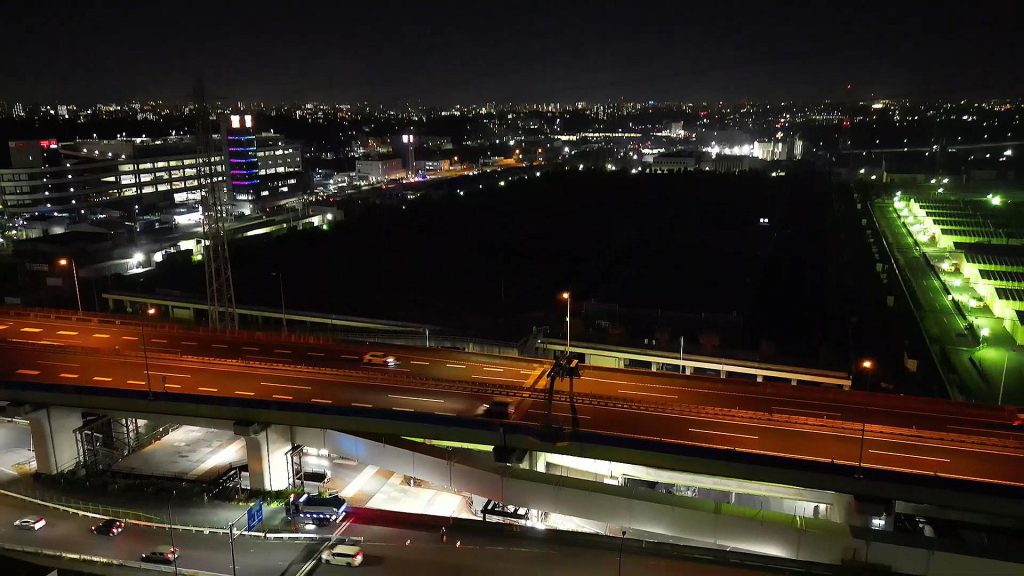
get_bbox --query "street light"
[57,257,82,312]
[143,306,156,399]
[859,359,875,392]
[561,292,571,356]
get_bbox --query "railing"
[0,542,226,576]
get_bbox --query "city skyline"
[2,1,1021,104]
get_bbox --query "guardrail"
[0,541,228,575]
[0,488,331,541]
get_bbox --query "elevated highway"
[0,308,1022,514]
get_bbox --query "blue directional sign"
[245,498,263,532]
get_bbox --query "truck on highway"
[294,493,348,526]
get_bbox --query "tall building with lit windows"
[0,130,302,218]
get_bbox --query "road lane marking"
[9,338,64,346]
[483,367,504,372]
[771,406,842,417]
[151,339,168,343]
[58,373,79,378]
[410,361,429,365]
[92,333,110,338]
[473,375,528,383]
[260,382,311,390]
[38,361,79,366]
[234,391,256,396]
[19,327,43,332]
[434,411,457,416]
[352,402,374,408]
[393,407,414,412]
[126,380,146,385]
[0,325,8,329]
[198,387,218,392]
[56,331,78,335]
[307,352,324,357]
[146,371,191,378]
[272,394,293,400]
[869,450,949,462]
[211,344,228,348]
[689,428,758,440]
[617,389,678,399]
[446,364,466,368]
[388,395,444,403]
[181,341,198,345]
[273,349,292,354]
[340,354,360,359]
[164,384,182,389]
[15,369,41,375]
[865,436,1024,457]
[242,346,259,351]
[583,376,633,385]
[120,336,138,341]
[311,398,332,404]
[528,410,591,419]
[92,377,112,381]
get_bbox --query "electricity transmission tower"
[193,78,237,330]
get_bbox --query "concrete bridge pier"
[21,406,82,474]
[234,422,291,491]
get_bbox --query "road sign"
[245,498,263,532]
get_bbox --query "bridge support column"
[684,365,693,375]
[756,374,764,383]
[26,407,81,474]
[235,423,291,491]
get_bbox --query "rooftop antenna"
[193,77,237,331]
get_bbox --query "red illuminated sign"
[38,139,57,149]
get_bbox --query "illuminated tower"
[222,113,259,203]
[194,79,237,330]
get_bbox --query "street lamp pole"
[561,292,571,356]
[58,258,82,312]
[998,349,1009,405]
[679,336,685,373]
[617,529,627,576]
[167,492,179,576]
[143,307,156,399]
[272,271,287,335]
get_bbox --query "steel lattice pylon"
[194,79,237,330]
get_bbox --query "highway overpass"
[0,306,1022,520]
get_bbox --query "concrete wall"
[324,431,850,563]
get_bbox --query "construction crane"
[193,78,237,331]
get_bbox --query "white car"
[13,516,46,530]
[321,544,364,566]
[362,352,398,367]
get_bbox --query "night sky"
[2,0,1020,104]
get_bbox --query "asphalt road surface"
[0,495,776,576]
[1,311,1023,488]
[0,495,305,576]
